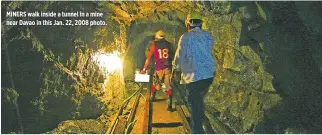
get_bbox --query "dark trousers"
[186,77,213,134]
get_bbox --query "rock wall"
[2,1,321,133]
[124,1,322,133]
[203,1,322,133]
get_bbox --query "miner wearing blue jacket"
[172,11,216,134]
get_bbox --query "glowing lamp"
[92,51,122,75]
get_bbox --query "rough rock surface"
[123,1,322,133]
[2,1,322,134]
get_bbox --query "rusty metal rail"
[140,75,152,134]
[107,83,144,134]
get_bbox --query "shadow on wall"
[235,1,322,133]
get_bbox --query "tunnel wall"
[203,1,322,133]
[121,2,322,133]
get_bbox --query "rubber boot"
[167,95,173,112]
[151,85,157,102]
[151,92,156,102]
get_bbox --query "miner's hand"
[140,69,146,74]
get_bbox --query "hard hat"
[155,30,165,39]
[185,11,202,27]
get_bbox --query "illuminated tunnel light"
[92,51,123,75]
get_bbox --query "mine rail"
[142,78,192,134]
[106,81,144,134]
[171,80,192,133]
[107,76,234,134]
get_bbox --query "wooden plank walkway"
[150,90,186,134]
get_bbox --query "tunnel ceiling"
[104,1,234,76]
[104,1,232,25]
[2,1,322,134]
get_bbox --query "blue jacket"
[172,27,215,84]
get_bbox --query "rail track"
[106,81,145,134]
[106,78,231,134]
[106,80,192,134]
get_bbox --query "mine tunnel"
[124,21,186,79]
[1,1,322,134]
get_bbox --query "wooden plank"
[149,89,186,134]
[141,82,151,134]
